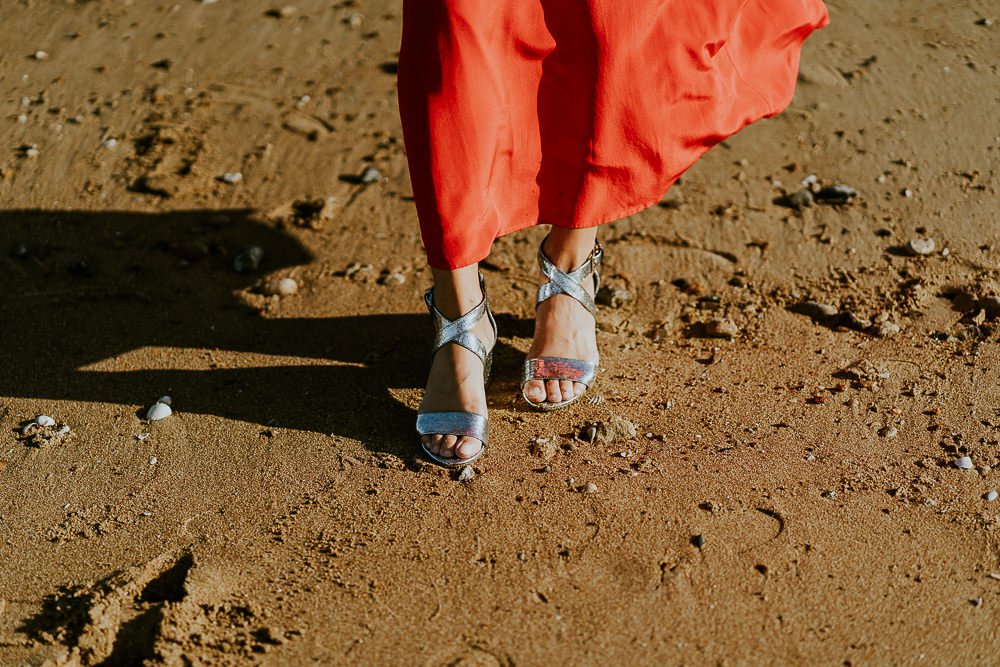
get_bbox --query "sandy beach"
[1,1,998,664]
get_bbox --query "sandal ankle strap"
[536,239,603,316]
[424,272,496,367]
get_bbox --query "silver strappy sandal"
[416,273,496,467]
[521,239,603,411]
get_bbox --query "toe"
[455,437,483,459]
[525,379,546,403]
[573,382,587,399]
[559,380,575,400]
[428,434,445,455]
[545,379,562,404]
[438,434,459,458]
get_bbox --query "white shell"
[953,456,974,469]
[147,402,172,421]
[35,415,56,427]
[986,490,998,502]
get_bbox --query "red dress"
[398,0,829,270]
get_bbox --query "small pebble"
[821,490,837,499]
[221,171,243,184]
[878,425,899,439]
[101,138,118,149]
[148,456,158,465]
[56,424,71,435]
[35,415,56,427]
[874,321,901,337]
[815,184,859,205]
[457,466,476,482]
[378,271,406,286]
[262,277,298,296]
[906,238,936,256]
[33,50,49,60]
[136,433,150,441]
[582,482,598,494]
[784,189,814,210]
[985,490,998,502]
[232,245,264,274]
[596,286,632,308]
[705,318,739,339]
[23,145,40,158]
[953,456,974,469]
[360,166,381,183]
[800,301,839,320]
[147,402,172,421]
[595,416,637,443]
[691,534,706,548]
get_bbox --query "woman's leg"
[419,264,496,460]
[523,226,600,405]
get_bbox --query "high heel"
[521,239,603,411]
[416,272,496,467]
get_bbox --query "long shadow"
[0,209,522,458]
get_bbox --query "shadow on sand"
[0,209,526,458]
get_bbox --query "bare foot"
[419,274,495,461]
[523,231,599,406]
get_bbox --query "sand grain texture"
[1,0,998,664]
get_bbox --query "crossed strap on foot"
[521,240,603,410]
[416,272,495,467]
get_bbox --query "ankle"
[543,228,598,272]
[430,265,484,319]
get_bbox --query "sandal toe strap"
[416,411,489,444]
[522,357,597,387]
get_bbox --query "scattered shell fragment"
[101,138,118,149]
[953,456,974,469]
[878,425,898,439]
[232,246,264,274]
[221,171,243,184]
[35,415,56,427]
[581,482,598,494]
[691,534,706,548]
[149,456,158,465]
[906,238,936,256]
[147,401,172,421]
[457,466,476,482]
[360,166,381,183]
[985,490,998,502]
[158,395,172,405]
[33,50,49,60]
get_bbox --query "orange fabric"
[398,0,829,269]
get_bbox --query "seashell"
[953,456,973,469]
[35,415,56,427]
[147,402,172,421]
[906,238,936,256]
